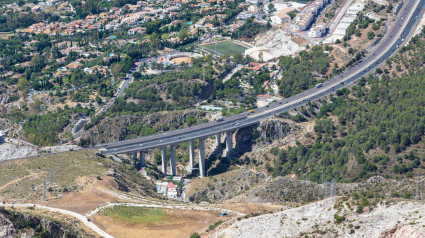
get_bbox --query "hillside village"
[2,0,425,237]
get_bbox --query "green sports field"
[200,41,247,56]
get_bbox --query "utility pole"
[416,174,419,201]
[50,168,54,187]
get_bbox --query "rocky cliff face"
[234,119,292,148]
[257,119,291,141]
[379,225,424,238]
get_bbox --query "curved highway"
[100,0,425,155]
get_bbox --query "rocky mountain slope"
[210,198,425,238]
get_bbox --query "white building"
[291,0,331,31]
[173,176,183,184]
[271,7,296,24]
[237,12,254,20]
[156,181,168,195]
[167,182,178,199]
[308,24,327,38]
[246,0,259,4]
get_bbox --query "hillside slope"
[210,198,425,238]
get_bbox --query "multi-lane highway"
[100,0,425,155]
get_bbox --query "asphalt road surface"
[99,0,425,155]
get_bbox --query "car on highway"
[249,109,255,113]
[216,118,224,122]
[140,144,143,147]
[315,83,323,88]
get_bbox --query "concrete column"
[216,133,221,146]
[161,146,167,175]
[226,131,233,152]
[189,140,195,169]
[170,145,176,176]
[199,138,205,177]
[139,151,145,166]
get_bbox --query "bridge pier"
[199,138,206,177]
[170,145,176,176]
[226,131,233,153]
[139,151,145,167]
[189,140,195,169]
[216,133,221,147]
[161,146,167,175]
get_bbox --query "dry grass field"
[93,206,227,238]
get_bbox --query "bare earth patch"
[48,177,123,214]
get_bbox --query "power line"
[43,178,47,201]
[331,179,335,197]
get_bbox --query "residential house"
[167,182,178,198]
[128,27,145,35]
[67,61,83,69]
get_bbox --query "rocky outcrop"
[257,119,291,141]
[254,29,304,57]
[234,119,292,148]
[0,209,81,238]
[0,214,15,238]
[379,225,425,238]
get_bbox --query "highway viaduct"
[99,0,425,178]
